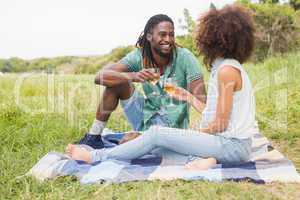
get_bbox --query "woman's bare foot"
[66,144,92,164]
[185,157,217,171]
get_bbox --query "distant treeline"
[0,46,134,74]
[1,0,299,74]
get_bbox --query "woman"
[66,5,256,170]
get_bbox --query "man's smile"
[160,44,171,50]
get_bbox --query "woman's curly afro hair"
[195,5,255,70]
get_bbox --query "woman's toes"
[66,144,75,156]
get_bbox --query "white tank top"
[200,58,256,139]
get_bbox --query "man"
[77,14,206,149]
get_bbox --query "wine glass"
[148,68,160,95]
[164,77,177,107]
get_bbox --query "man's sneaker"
[77,133,104,149]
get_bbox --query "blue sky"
[0,0,235,59]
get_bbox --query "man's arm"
[94,63,137,87]
[95,63,159,87]
[183,49,207,104]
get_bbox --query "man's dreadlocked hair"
[136,14,176,68]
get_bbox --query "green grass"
[1,52,300,199]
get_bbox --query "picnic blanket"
[27,126,300,184]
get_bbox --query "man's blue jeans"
[121,89,169,131]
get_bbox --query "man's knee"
[104,82,134,100]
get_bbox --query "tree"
[0,60,12,72]
[240,1,300,61]
[259,0,279,3]
[177,9,198,56]
[289,0,300,10]
[210,3,217,9]
[178,8,195,34]
[8,57,28,72]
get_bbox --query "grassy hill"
[0,52,299,199]
[0,46,134,74]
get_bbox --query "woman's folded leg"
[91,126,224,162]
[68,125,250,164]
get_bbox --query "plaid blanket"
[27,128,300,184]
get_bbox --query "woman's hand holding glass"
[164,83,205,113]
[166,85,192,102]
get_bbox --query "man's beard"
[153,46,172,58]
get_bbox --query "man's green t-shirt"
[120,47,203,130]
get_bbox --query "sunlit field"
[1,52,300,199]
